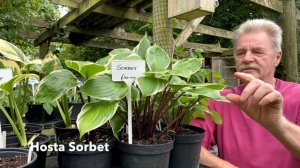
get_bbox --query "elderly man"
[192,19,300,167]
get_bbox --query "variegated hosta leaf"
[169,58,202,79]
[133,34,151,59]
[77,101,119,137]
[42,59,63,75]
[185,87,228,102]
[136,76,168,99]
[109,112,126,139]
[35,70,77,103]
[0,59,21,75]
[145,45,170,72]
[0,39,29,64]
[65,60,106,79]
[0,74,39,94]
[81,75,128,100]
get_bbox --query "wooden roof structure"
[26,0,299,82]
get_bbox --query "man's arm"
[268,117,300,159]
[200,146,238,168]
[226,72,300,159]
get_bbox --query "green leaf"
[0,59,21,75]
[35,70,77,103]
[0,74,39,95]
[109,112,126,139]
[145,45,170,71]
[77,101,119,137]
[185,87,228,102]
[133,34,151,59]
[65,60,106,79]
[0,39,29,64]
[169,58,202,79]
[207,110,222,124]
[81,75,128,100]
[136,77,168,99]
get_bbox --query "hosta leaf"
[0,74,39,95]
[65,60,106,79]
[35,70,77,102]
[81,75,128,100]
[170,58,202,79]
[133,34,151,59]
[77,101,119,137]
[145,45,170,72]
[207,110,222,124]
[110,112,126,139]
[136,77,168,99]
[0,39,29,64]
[185,87,228,102]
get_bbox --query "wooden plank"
[50,1,233,39]
[35,0,106,45]
[174,17,205,47]
[168,0,215,20]
[242,0,283,13]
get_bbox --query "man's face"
[234,31,282,82]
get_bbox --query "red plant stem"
[116,111,128,125]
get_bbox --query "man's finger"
[226,93,242,106]
[234,72,256,84]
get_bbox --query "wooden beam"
[243,0,283,13]
[175,17,205,47]
[67,27,153,42]
[35,0,106,45]
[52,38,134,50]
[183,42,228,53]
[51,0,78,8]
[67,27,231,53]
[51,1,233,39]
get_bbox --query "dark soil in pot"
[169,125,205,168]
[6,133,51,168]
[0,148,38,168]
[52,120,78,141]
[58,130,115,168]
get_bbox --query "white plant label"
[0,68,13,85]
[111,60,145,144]
[111,60,145,84]
[28,77,39,85]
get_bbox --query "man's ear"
[275,52,282,66]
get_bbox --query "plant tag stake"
[0,68,13,85]
[28,77,39,95]
[111,60,145,144]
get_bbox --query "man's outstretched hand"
[226,72,283,131]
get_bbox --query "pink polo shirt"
[192,79,300,168]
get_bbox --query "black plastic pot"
[169,125,205,168]
[6,133,51,168]
[118,140,174,168]
[68,103,83,120]
[2,123,44,135]
[0,148,38,168]
[52,120,78,141]
[0,107,9,124]
[58,131,114,168]
[25,104,53,123]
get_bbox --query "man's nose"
[242,51,255,62]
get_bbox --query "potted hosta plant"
[74,35,226,168]
[0,39,51,168]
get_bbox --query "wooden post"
[153,0,174,58]
[282,0,298,82]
